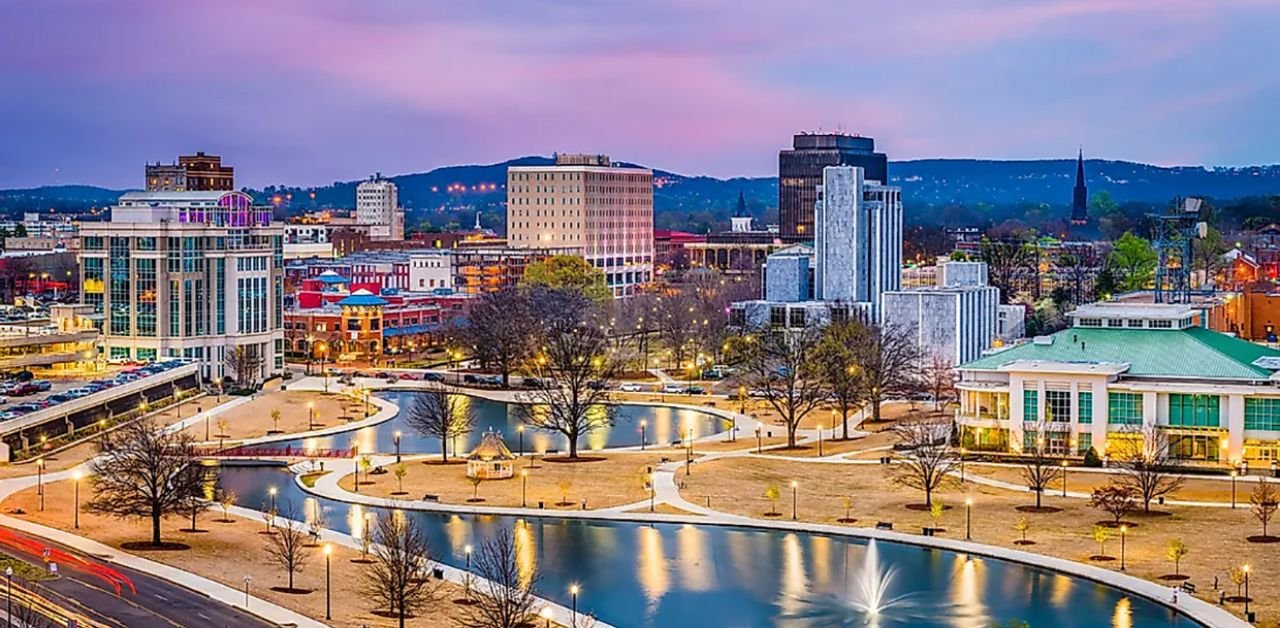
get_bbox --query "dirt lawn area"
[2,481,475,627]
[340,452,672,510]
[968,463,1250,504]
[680,457,1276,626]
[181,391,364,442]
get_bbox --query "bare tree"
[453,529,540,628]
[515,319,620,459]
[1019,425,1063,510]
[654,290,702,370]
[402,385,476,463]
[891,416,959,508]
[1251,478,1279,539]
[86,418,208,546]
[813,320,865,440]
[735,326,827,449]
[979,237,1036,304]
[1110,426,1185,512]
[1090,485,1138,525]
[450,288,536,387]
[854,322,922,424]
[263,504,310,592]
[223,345,265,387]
[363,512,443,628]
[920,355,956,412]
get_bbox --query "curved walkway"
[291,390,1245,628]
[0,465,325,628]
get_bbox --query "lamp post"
[649,473,656,512]
[1119,525,1127,572]
[964,498,972,540]
[323,544,332,620]
[1231,470,1238,509]
[639,421,646,451]
[1243,564,1251,616]
[307,401,315,431]
[6,565,12,628]
[521,470,528,507]
[243,575,252,608]
[540,607,553,628]
[791,480,798,520]
[518,425,525,457]
[570,584,580,628]
[685,428,693,476]
[818,422,824,457]
[36,458,44,512]
[72,470,82,529]
[268,486,277,515]
[394,431,402,463]
[756,426,762,453]
[464,544,473,599]
[1061,459,1069,497]
[959,447,966,483]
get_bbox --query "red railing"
[199,445,356,459]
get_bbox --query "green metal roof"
[960,326,1280,380]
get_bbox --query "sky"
[2,0,1278,189]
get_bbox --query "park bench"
[1180,582,1196,595]
[422,494,440,502]
[875,522,893,530]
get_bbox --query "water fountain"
[782,539,915,626]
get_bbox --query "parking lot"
[0,360,192,421]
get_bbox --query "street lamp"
[639,421,646,451]
[71,470,82,529]
[1119,525,1128,571]
[464,544,473,598]
[685,428,693,476]
[570,584,580,628]
[1243,564,1251,616]
[323,544,332,620]
[791,480,798,520]
[307,401,315,431]
[959,447,966,483]
[964,498,972,540]
[1231,470,1238,509]
[518,425,525,457]
[649,473,656,512]
[36,458,44,512]
[268,486,278,515]
[756,426,762,454]
[540,606,553,628]
[1061,459,1069,497]
[521,470,528,507]
[5,565,12,627]
[394,431,402,463]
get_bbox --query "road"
[0,526,270,628]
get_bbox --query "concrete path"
[0,465,325,628]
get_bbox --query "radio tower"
[1151,198,1207,303]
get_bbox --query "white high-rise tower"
[356,174,404,240]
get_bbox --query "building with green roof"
[955,302,1280,464]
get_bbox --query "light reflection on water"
[217,466,1201,628]
[260,391,728,456]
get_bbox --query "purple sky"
[3,0,1278,189]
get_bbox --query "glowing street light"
[323,544,333,620]
[1119,525,1128,571]
[307,401,315,431]
[791,480,799,520]
[570,584,580,628]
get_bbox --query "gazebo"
[466,430,516,479]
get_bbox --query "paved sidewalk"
[0,467,325,628]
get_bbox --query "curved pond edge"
[292,462,1242,628]
[226,377,749,451]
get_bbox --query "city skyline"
[3,0,1279,188]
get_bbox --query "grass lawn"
[340,453,673,510]
[181,391,364,443]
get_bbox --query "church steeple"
[730,189,752,233]
[1071,148,1088,226]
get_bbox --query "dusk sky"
[3,0,1278,189]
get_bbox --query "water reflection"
[254,392,728,456]
[217,466,1200,628]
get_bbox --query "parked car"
[9,383,38,396]
[31,380,52,392]
[47,393,75,403]
[0,411,19,421]
[619,382,643,392]
[482,375,503,387]
[9,403,41,414]
[422,372,445,383]
[463,374,481,385]
[0,396,7,405]
[398,372,417,381]
[587,380,607,391]
[661,383,685,394]
[685,385,706,395]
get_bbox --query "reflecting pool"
[253,391,730,456]
[220,466,1199,628]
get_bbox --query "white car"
[619,383,643,392]
[661,383,685,394]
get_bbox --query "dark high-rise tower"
[1071,149,1088,225]
[779,133,887,242]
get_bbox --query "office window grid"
[1078,391,1093,424]
[1108,392,1143,425]
[1245,398,1280,431]
[1168,393,1220,428]
[1022,390,1038,422]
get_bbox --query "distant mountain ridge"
[5,157,1280,218]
